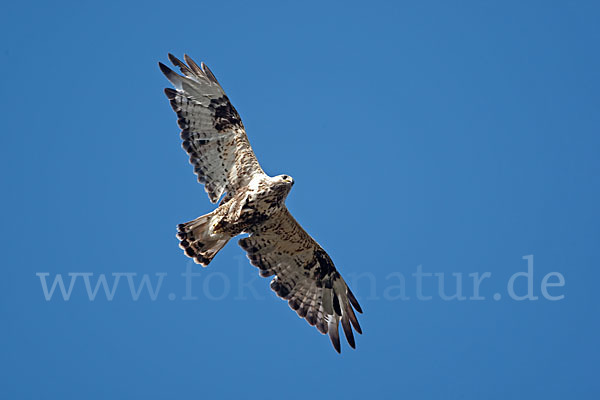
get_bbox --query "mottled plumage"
[160,54,362,352]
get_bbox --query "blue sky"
[1,1,599,399]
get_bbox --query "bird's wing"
[238,208,363,353]
[160,54,264,203]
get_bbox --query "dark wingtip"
[341,316,356,349]
[329,322,341,353]
[158,62,173,76]
[354,321,363,335]
[332,337,341,353]
[164,87,177,99]
[168,53,194,75]
[167,53,179,66]
[347,288,363,313]
[183,54,203,75]
[346,303,362,334]
[201,62,219,84]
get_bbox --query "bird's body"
[214,174,294,236]
[160,54,363,352]
[177,174,293,265]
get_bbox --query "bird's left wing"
[159,54,264,203]
[238,208,363,353]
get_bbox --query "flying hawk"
[159,54,362,353]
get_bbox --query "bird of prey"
[159,54,362,353]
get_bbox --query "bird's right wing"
[160,54,264,203]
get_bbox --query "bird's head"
[273,175,295,196]
[275,174,295,187]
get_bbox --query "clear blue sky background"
[1,1,599,399]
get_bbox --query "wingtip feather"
[167,53,179,65]
[183,54,204,76]
[328,319,341,353]
[168,53,195,76]
[346,303,362,334]
[201,62,219,84]
[164,87,177,99]
[347,288,363,313]
[341,314,356,349]
[158,61,172,76]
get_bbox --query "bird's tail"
[176,212,230,266]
